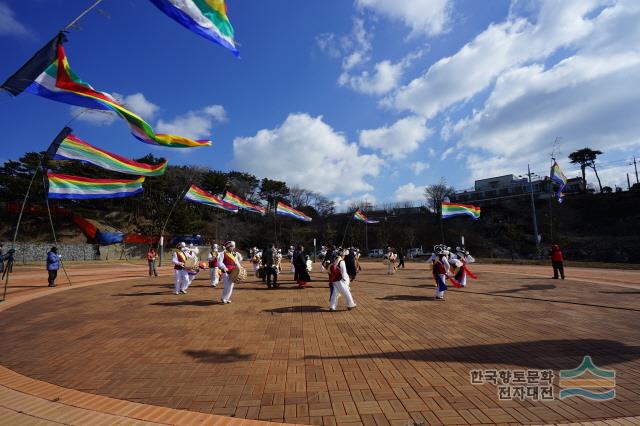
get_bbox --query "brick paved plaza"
[1,261,639,425]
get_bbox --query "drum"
[228,266,248,282]
[184,257,199,273]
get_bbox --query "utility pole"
[528,164,540,256]
[628,173,632,191]
[634,157,639,184]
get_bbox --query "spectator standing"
[397,248,405,269]
[46,247,61,287]
[147,246,158,277]
[550,244,565,280]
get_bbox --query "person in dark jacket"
[397,248,405,269]
[293,245,310,288]
[46,247,61,287]
[263,244,278,288]
[550,244,565,279]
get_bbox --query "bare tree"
[424,178,455,216]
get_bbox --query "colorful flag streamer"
[48,131,167,176]
[185,184,238,212]
[149,0,239,56]
[353,209,379,224]
[441,202,481,220]
[223,191,265,214]
[47,173,145,199]
[276,201,312,222]
[2,34,211,148]
[550,161,568,203]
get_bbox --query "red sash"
[223,251,237,270]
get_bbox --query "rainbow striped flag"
[441,202,481,220]
[50,132,167,176]
[353,209,379,224]
[47,173,145,199]
[2,35,210,148]
[185,184,238,212]
[149,0,239,57]
[276,201,312,222]
[223,191,265,214]
[550,161,568,203]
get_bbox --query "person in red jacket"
[550,244,565,280]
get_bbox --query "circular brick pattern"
[1,262,640,424]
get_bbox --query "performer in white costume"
[449,247,476,288]
[386,247,397,275]
[218,241,241,304]
[208,244,220,287]
[172,242,189,295]
[183,246,199,290]
[329,248,357,311]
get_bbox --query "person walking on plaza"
[432,246,450,300]
[172,242,189,294]
[329,247,356,311]
[46,246,61,287]
[550,243,565,280]
[293,245,310,288]
[397,248,405,269]
[147,246,158,277]
[263,243,278,289]
[218,241,241,304]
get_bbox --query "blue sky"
[1,0,639,210]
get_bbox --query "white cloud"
[339,50,423,95]
[156,104,227,139]
[120,93,159,121]
[393,182,425,202]
[359,115,431,159]
[71,92,159,126]
[452,0,640,182]
[355,0,452,37]
[70,107,117,126]
[233,113,382,196]
[334,193,378,212]
[386,0,609,118]
[0,2,30,37]
[410,161,429,175]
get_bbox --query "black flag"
[1,32,66,96]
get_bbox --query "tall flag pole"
[158,181,193,266]
[2,34,211,148]
[148,0,240,57]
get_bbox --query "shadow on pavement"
[264,305,324,313]
[112,291,172,297]
[599,290,640,295]
[306,339,640,369]
[377,295,434,301]
[184,348,253,363]
[489,284,557,294]
[151,300,220,307]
